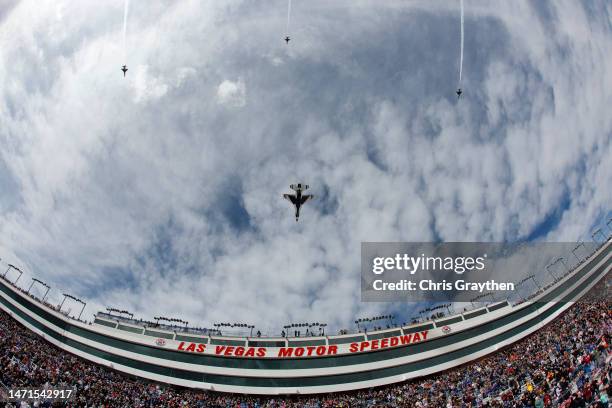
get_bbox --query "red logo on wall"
[155,338,166,346]
[441,326,452,334]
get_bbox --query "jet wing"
[299,194,314,205]
[283,194,297,205]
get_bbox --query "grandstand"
[0,240,610,404]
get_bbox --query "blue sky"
[0,0,610,334]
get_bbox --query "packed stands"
[1,286,610,407]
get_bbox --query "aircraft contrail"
[286,0,292,35]
[459,0,464,83]
[123,0,130,63]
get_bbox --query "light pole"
[519,275,539,301]
[572,243,585,263]
[42,284,51,301]
[4,264,23,285]
[592,229,606,243]
[3,264,12,278]
[60,293,68,310]
[27,278,36,293]
[14,267,22,285]
[27,278,50,300]
[545,259,559,282]
[155,316,188,329]
[284,322,326,337]
[517,274,534,287]
[61,293,86,320]
[558,257,569,275]
[106,307,133,319]
[531,275,541,291]
[78,300,86,320]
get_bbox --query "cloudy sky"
[0,0,610,334]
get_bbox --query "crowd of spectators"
[1,292,610,407]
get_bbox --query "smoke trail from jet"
[459,0,464,83]
[286,0,292,35]
[122,0,130,63]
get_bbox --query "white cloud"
[216,78,246,107]
[131,65,169,103]
[0,0,609,332]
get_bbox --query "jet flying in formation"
[285,36,290,44]
[456,88,462,98]
[121,65,128,77]
[283,183,314,221]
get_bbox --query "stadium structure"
[0,240,610,396]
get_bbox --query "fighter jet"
[456,88,462,98]
[121,65,128,77]
[285,36,290,44]
[283,183,314,222]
